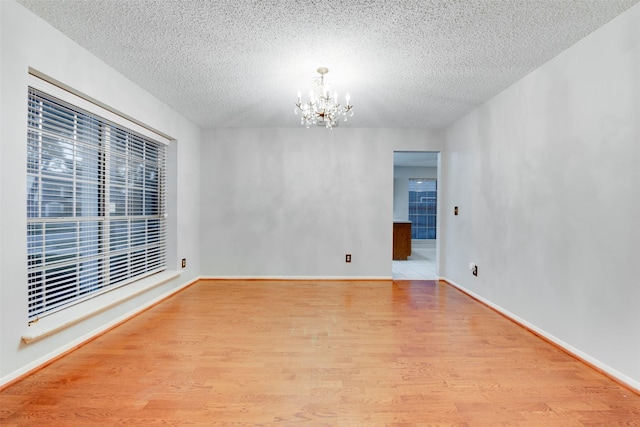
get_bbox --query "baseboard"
[9,275,634,395]
[200,275,393,281]
[439,277,640,396]
[0,276,201,390]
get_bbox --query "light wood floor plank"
[1,279,639,425]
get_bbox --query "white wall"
[4,0,637,394]
[442,3,640,389]
[200,128,444,279]
[393,166,438,221]
[0,1,201,385]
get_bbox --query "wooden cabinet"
[393,221,412,260]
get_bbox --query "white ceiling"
[18,0,639,130]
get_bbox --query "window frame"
[408,178,437,240]
[26,75,171,323]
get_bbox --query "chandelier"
[295,67,353,129]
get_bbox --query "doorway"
[392,151,440,280]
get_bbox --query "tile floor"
[392,240,436,280]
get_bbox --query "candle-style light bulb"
[346,93,351,105]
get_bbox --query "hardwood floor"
[2,279,639,425]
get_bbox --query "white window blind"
[27,85,167,322]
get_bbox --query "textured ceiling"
[17,0,639,130]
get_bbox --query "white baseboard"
[199,275,393,281]
[9,275,635,394]
[440,276,640,394]
[1,275,199,389]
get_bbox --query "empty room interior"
[1,0,639,424]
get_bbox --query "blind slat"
[27,88,167,321]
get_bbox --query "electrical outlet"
[345,254,351,263]
[454,206,458,215]
[181,258,187,269]
[469,262,477,276]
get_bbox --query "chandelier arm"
[295,67,352,128]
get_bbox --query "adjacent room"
[1,0,639,424]
[392,151,440,280]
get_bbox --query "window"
[27,85,167,322]
[408,179,437,239]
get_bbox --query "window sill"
[22,270,181,344]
